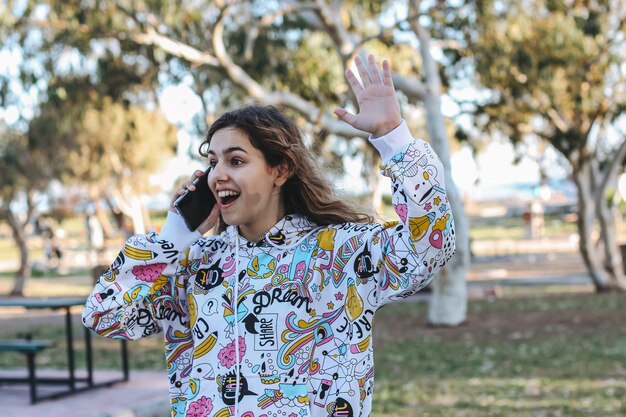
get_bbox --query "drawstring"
[227,227,241,417]
[229,222,320,417]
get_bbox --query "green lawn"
[1,290,624,416]
[370,292,626,416]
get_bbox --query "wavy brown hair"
[199,105,374,233]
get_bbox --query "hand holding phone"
[174,167,217,232]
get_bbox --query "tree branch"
[212,3,366,138]
[244,2,319,61]
[598,133,626,197]
[130,27,220,68]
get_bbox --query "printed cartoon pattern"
[83,121,455,417]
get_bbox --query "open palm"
[334,55,402,137]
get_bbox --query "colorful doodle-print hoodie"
[82,121,456,417]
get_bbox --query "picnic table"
[0,296,129,403]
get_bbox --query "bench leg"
[26,352,38,404]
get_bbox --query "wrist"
[372,119,402,138]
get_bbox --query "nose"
[209,161,229,183]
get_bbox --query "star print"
[424,202,432,211]
[311,284,319,292]
[299,410,308,417]
[439,203,447,213]
[327,302,335,309]
[334,293,344,300]
[434,196,441,206]
[309,309,316,317]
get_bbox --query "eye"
[231,158,244,166]
[208,160,217,168]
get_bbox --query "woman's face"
[207,127,287,241]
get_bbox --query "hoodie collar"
[224,214,319,248]
[264,214,319,247]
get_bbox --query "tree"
[0,127,48,296]
[28,78,179,235]
[9,0,470,322]
[469,0,626,291]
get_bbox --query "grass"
[0,319,166,373]
[1,290,624,416]
[370,292,626,416]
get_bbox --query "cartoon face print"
[247,253,277,279]
[195,260,224,293]
[189,361,215,380]
[122,284,150,304]
[353,242,379,282]
[409,164,445,207]
[217,369,256,405]
[383,143,445,208]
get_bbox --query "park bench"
[0,339,55,403]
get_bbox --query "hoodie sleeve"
[345,121,456,309]
[81,211,202,340]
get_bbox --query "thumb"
[333,108,357,126]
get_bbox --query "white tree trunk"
[111,186,147,236]
[411,12,469,325]
[130,196,146,235]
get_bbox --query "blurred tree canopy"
[1,0,470,319]
[466,0,626,291]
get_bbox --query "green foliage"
[470,1,623,157]
[28,85,177,191]
[0,125,50,205]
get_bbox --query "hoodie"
[82,121,456,417]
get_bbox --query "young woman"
[83,55,456,417]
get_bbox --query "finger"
[382,59,394,88]
[345,69,364,95]
[354,56,372,87]
[368,55,383,84]
[333,108,357,126]
[183,181,196,192]
[198,204,220,235]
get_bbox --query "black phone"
[174,167,216,232]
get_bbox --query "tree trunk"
[6,210,30,297]
[130,196,146,235]
[572,164,612,291]
[411,15,469,326]
[110,186,147,236]
[93,197,115,238]
[597,191,626,290]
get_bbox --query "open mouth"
[218,190,241,206]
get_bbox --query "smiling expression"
[207,127,288,242]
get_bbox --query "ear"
[274,161,291,188]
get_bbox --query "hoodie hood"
[224,214,320,248]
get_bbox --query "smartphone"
[174,167,216,231]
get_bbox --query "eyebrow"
[207,146,248,156]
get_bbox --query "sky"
[0,41,575,208]
[155,83,559,202]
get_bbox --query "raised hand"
[334,54,402,137]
